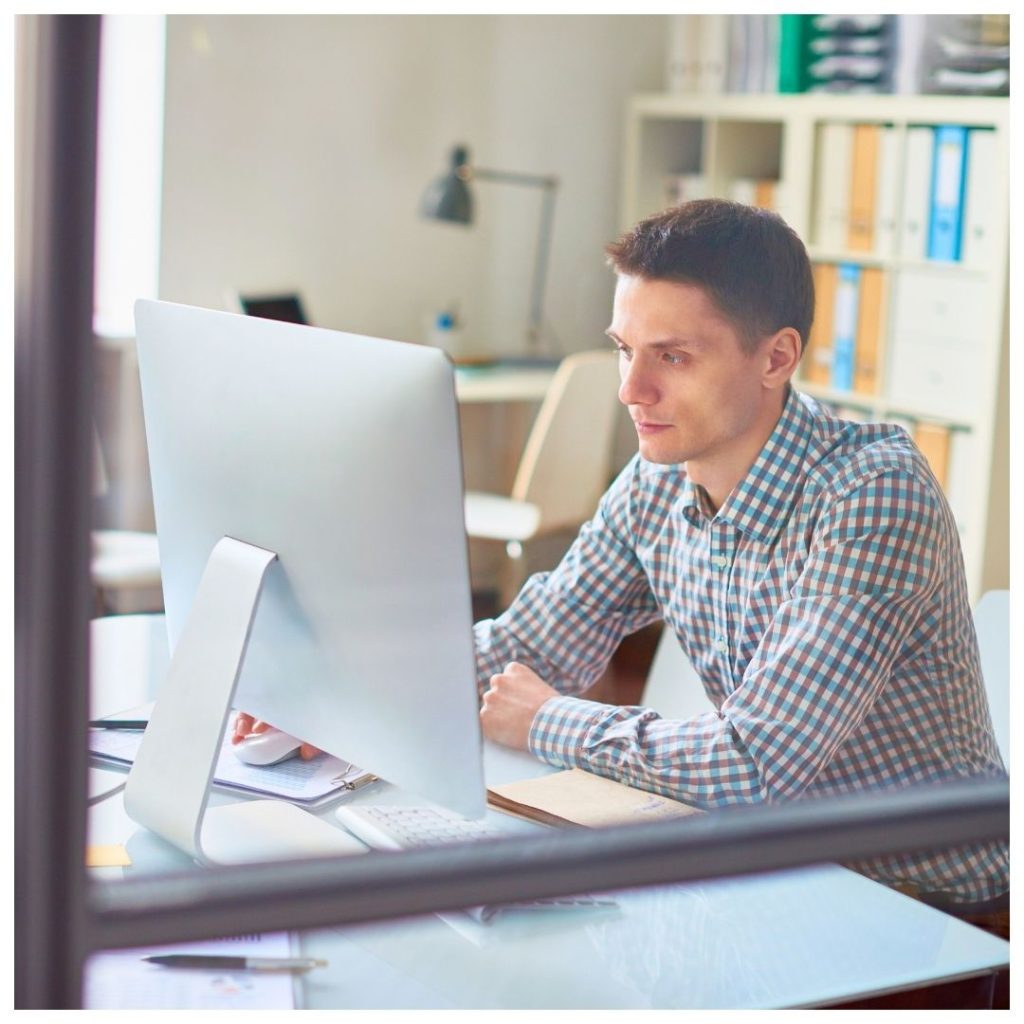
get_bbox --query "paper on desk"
[88,705,374,806]
[488,768,703,828]
[83,932,298,1010]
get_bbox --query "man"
[474,198,1008,913]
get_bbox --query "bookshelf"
[621,93,1009,602]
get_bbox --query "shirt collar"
[710,387,815,543]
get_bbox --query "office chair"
[464,350,622,608]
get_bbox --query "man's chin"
[638,439,688,465]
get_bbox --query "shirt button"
[711,555,729,569]
[714,637,728,653]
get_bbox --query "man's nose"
[618,356,656,407]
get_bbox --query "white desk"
[87,615,1009,1010]
[454,364,556,404]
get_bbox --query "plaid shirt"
[475,387,1008,902]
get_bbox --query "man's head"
[605,198,814,355]
[603,200,814,504]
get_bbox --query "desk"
[87,615,1009,1010]
[454,364,556,404]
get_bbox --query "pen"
[143,954,327,972]
[89,719,149,730]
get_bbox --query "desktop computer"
[126,300,486,863]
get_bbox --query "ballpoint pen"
[143,954,327,972]
[89,719,149,730]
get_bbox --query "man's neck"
[688,389,788,514]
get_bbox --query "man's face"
[607,275,770,468]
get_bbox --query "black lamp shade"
[420,146,473,224]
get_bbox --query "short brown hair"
[605,199,815,355]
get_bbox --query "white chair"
[464,350,622,606]
[974,589,1009,770]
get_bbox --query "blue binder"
[831,264,860,392]
[927,125,969,262]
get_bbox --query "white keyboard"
[335,803,506,850]
[334,803,617,923]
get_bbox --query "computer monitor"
[238,292,308,325]
[126,299,485,863]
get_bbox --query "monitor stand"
[123,536,366,864]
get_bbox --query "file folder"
[960,128,997,267]
[927,125,968,262]
[831,264,861,392]
[899,126,934,261]
[847,123,879,251]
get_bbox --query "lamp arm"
[473,167,559,190]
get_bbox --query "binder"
[666,14,702,93]
[873,126,901,256]
[778,14,813,92]
[898,125,935,260]
[960,128,997,267]
[831,264,861,392]
[926,124,968,261]
[804,262,837,386]
[814,122,853,250]
[913,422,951,489]
[847,123,879,251]
[754,178,776,209]
[853,266,885,394]
[696,15,729,93]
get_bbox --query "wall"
[158,14,668,357]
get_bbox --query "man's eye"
[664,352,687,365]
[614,343,632,360]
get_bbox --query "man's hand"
[480,662,560,750]
[231,712,322,761]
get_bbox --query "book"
[805,262,837,386]
[814,122,853,250]
[926,124,968,261]
[872,125,901,256]
[487,768,702,829]
[853,266,885,394]
[898,125,935,260]
[960,128,998,267]
[847,123,879,251]
[913,422,951,489]
[831,264,861,391]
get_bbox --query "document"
[89,705,374,807]
[83,932,299,1010]
[488,768,702,829]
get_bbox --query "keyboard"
[335,803,508,850]
[334,803,617,923]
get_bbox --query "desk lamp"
[420,144,559,356]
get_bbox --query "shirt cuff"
[528,695,607,768]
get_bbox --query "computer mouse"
[232,729,303,767]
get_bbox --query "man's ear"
[762,328,801,389]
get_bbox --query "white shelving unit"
[621,93,1009,602]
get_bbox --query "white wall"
[158,14,668,357]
